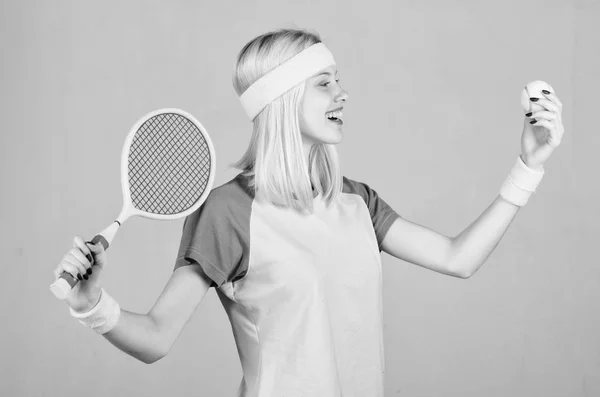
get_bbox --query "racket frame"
[116,108,216,224]
[50,108,216,300]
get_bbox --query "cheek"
[299,113,308,133]
[300,106,324,130]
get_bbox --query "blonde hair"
[229,29,342,214]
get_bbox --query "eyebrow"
[315,70,338,77]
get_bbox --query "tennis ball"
[520,80,554,113]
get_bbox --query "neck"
[303,140,317,192]
[303,142,312,171]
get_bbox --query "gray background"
[1,0,598,396]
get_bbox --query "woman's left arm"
[381,89,564,278]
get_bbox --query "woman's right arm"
[55,237,213,364]
[103,264,212,363]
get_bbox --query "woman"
[54,29,564,396]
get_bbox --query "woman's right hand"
[53,236,107,312]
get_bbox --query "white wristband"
[499,156,545,206]
[70,288,121,334]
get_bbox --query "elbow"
[139,349,168,364]
[141,355,165,365]
[140,316,174,364]
[133,341,170,364]
[447,263,475,279]
[147,343,171,364]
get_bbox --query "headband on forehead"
[239,43,336,121]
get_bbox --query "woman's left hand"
[521,90,564,170]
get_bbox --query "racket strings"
[128,113,212,215]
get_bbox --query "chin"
[322,134,343,145]
[307,137,342,146]
[316,127,343,143]
[302,125,344,145]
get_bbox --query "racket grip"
[50,223,119,300]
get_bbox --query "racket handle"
[50,221,120,300]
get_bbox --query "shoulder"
[342,175,401,246]
[203,174,254,209]
[186,173,254,223]
[342,175,399,216]
[342,176,375,200]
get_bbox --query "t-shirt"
[174,174,401,397]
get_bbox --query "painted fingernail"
[530,97,539,102]
[542,90,551,95]
[77,274,83,281]
[525,112,532,117]
[83,274,89,280]
[86,254,93,263]
[530,120,537,124]
[87,268,92,275]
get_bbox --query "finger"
[69,247,92,271]
[60,258,86,281]
[545,121,562,148]
[65,253,88,276]
[52,265,64,280]
[65,248,92,278]
[86,240,105,255]
[529,118,559,143]
[528,110,558,121]
[73,236,94,266]
[541,89,563,109]
[529,97,560,113]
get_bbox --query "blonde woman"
[54,29,564,396]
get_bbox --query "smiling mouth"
[325,109,343,125]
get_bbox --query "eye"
[320,79,340,87]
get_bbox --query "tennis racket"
[50,108,216,300]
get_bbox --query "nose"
[336,87,348,103]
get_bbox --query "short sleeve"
[343,177,401,251]
[173,185,251,288]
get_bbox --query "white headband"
[239,43,336,121]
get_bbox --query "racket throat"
[92,220,122,250]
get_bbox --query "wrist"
[70,288,121,334]
[499,155,545,206]
[520,154,544,172]
[72,287,102,314]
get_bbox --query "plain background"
[1,0,598,396]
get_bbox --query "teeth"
[325,110,343,120]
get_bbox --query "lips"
[325,108,343,124]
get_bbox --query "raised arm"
[381,196,519,279]
[381,87,564,278]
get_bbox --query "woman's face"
[299,65,348,147]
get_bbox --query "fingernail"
[87,268,92,275]
[525,112,532,117]
[83,274,89,280]
[530,97,539,102]
[542,90,551,95]
[86,254,93,263]
[77,274,83,281]
[530,120,537,124]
